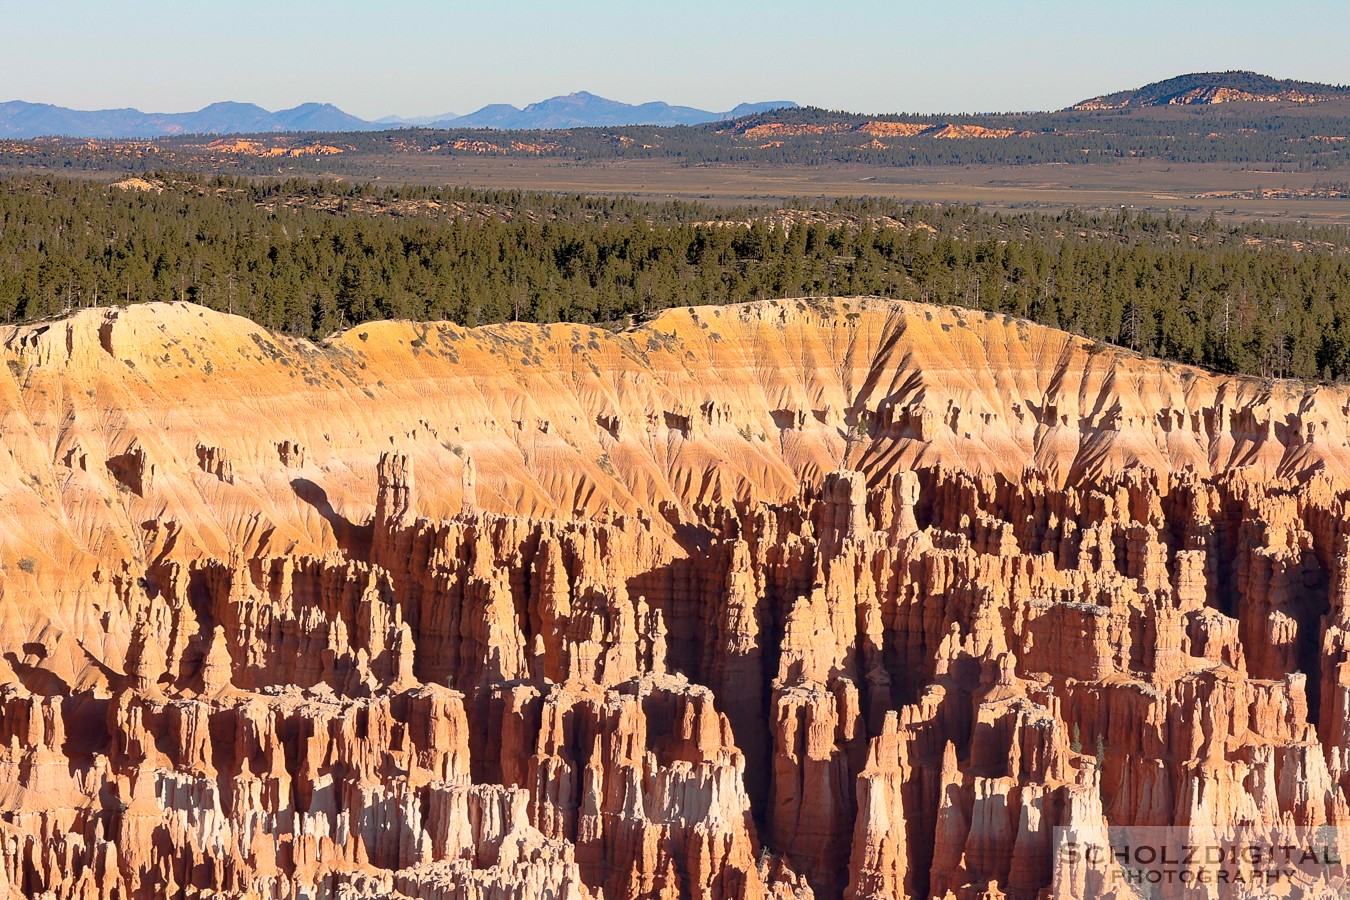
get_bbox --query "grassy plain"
[318,156,1350,226]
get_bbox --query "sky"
[2,0,1347,119]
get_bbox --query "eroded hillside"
[2,298,1350,897]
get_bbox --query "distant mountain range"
[6,72,1345,140]
[1073,70,1350,110]
[0,101,377,139]
[372,112,460,127]
[0,92,799,139]
[436,92,794,129]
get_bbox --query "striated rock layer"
[3,298,1350,897]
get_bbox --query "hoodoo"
[2,297,1350,897]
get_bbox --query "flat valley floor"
[320,156,1350,226]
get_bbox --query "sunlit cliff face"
[1,297,1348,898]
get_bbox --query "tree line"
[2,173,1349,381]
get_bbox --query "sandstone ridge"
[2,298,1350,897]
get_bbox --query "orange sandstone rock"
[1,298,1350,897]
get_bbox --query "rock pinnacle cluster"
[0,297,1348,897]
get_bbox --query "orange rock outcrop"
[2,297,1350,896]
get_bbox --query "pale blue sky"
[2,0,1346,118]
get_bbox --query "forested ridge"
[4,173,1350,380]
[1083,70,1350,108]
[3,100,1350,173]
